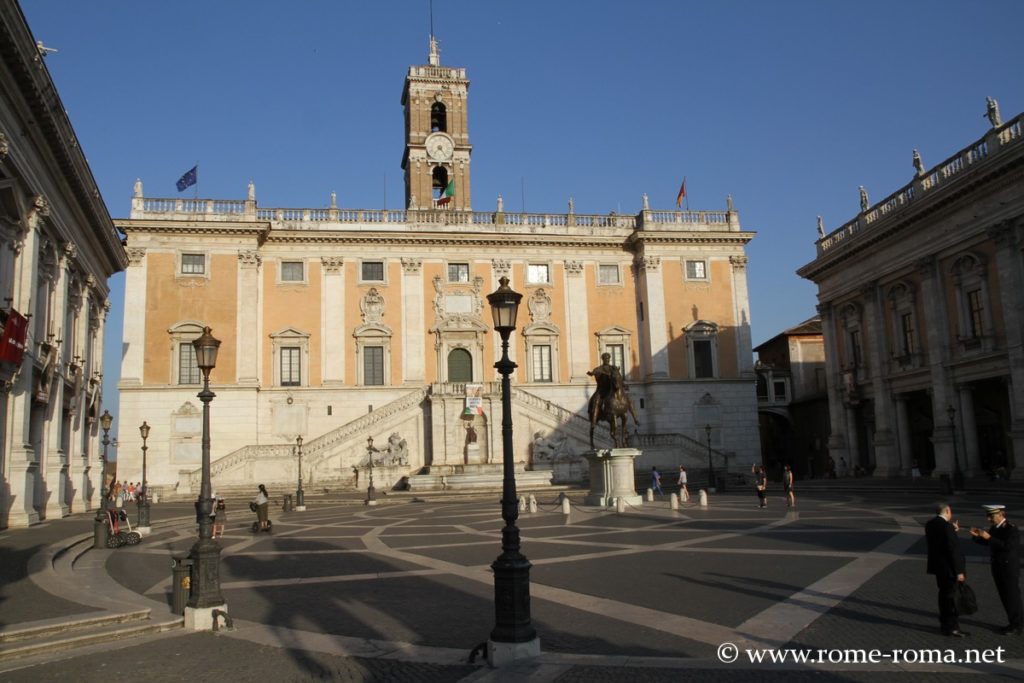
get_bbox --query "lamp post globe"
[93,409,114,549]
[186,326,226,624]
[137,421,151,529]
[295,435,305,510]
[485,277,539,662]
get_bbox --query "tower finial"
[428,35,440,66]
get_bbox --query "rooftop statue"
[859,186,869,213]
[986,96,1002,128]
[912,149,925,177]
[817,215,825,239]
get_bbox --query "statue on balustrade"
[986,96,1002,128]
[816,215,825,239]
[587,352,639,449]
[912,149,925,177]
[858,186,869,212]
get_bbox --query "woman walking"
[253,484,270,532]
[783,464,795,508]
[677,465,689,502]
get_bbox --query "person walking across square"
[926,502,967,637]
[783,464,795,508]
[651,467,663,497]
[677,465,689,502]
[970,504,1022,635]
[755,466,767,508]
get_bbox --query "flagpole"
[193,161,199,200]
[684,176,689,212]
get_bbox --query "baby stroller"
[104,508,142,548]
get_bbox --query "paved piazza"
[3,488,1024,681]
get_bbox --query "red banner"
[0,310,28,365]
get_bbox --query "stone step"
[407,469,554,492]
[0,609,150,644]
[0,613,183,661]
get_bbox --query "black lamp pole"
[705,423,714,492]
[92,409,113,549]
[187,326,225,611]
[947,404,965,492]
[365,436,377,505]
[295,435,305,509]
[486,277,536,648]
[137,421,150,528]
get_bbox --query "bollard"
[518,495,527,511]
[282,493,293,512]
[616,497,625,514]
[528,494,538,513]
[561,496,571,515]
[645,488,654,502]
[152,491,159,504]
[171,555,193,615]
[670,493,679,510]
[699,489,708,508]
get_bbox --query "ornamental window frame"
[278,259,307,285]
[270,327,310,387]
[684,320,719,379]
[597,263,622,286]
[176,251,210,280]
[359,260,387,284]
[526,262,551,286]
[886,281,921,370]
[447,262,470,283]
[950,252,994,353]
[595,325,633,379]
[167,321,206,385]
[354,322,392,386]
[685,259,709,281]
[523,321,560,383]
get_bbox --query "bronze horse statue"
[588,370,640,449]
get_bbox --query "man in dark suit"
[970,504,1022,635]
[926,501,967,636]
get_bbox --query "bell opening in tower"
[432,166,450,206]
[431,102,447,132]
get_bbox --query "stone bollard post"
[528,494,538,513]
[699,489,708,508]
[518,495,527,511]
[561,496,571,515]
[670,493,679,510]
[616,497,626,514]
[645,488,654,502]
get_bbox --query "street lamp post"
[185,326,226,627]
[947,404,965,492]
[705,423,715,493]
[365,436,377,506]
[137,421,150,530]
[92,410,113,549]
[485,276,539,664]
[295,435,305,510]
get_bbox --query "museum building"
[799,104,1024,480]
[114,39,760,495]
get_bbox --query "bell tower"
[401,36,472,211]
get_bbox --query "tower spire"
[428,35,440,66]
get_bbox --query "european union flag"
[176,165,198,192]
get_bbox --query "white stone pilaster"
[564,260,589,382]
[637,255,668,379]
[729,255,754,378]
[862,282,897,475]
[237,251,261,385]
[894,395,912,475]
[917,256,956,475]
[819,303,849,467]
[401,258,424,384]
[120,247,147,386]
[958,384,980,475]
[988,222,1024,477]
[43,250,71,519]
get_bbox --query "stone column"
[43,246,72,519]
[564,260,590,382]
[729,255,754,378]
[400,258,424,384]
[322,257,345,385]
[862,282,898,475]
[819,303,850,467]
[636,255,668,379]
[957,384,980,476]
[916,256,956,476]
[894,395,912,475]
[988,221,1024,477]
[236,251,261,385]
[120,247,147,386]
[845,405,860,470]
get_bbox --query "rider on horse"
[588,353,621,422]
[587,353,639,448]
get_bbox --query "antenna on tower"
[428,0,440,65]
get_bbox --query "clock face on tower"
[425,133,454,161]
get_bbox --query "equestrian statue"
[587,353,640,449]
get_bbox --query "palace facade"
[799,107,1024,480]
[114,40,760,495]
[0,4,126,527]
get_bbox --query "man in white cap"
[970,504,1022,635]
[926,501,967,636]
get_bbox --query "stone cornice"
[115,219,271,240]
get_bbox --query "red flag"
[0,310,28,365]
[675,177,687,208]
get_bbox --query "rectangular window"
[178,343,200,385]
[447,263,470,282]
[686,260,707,279]
[527,264,550,284]
[181,253,205,275]
[773,380,787,401]
[280,261,304,282]
[364,346,384,386]
[900,313,916,355]
[361,261,384,281]
[693,340,714,378]
[598,264,620,285]
[967,289,984,338]
[531,345,552,382]
[607,344,625,371]
[280,347,301,386]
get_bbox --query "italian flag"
[436,180,455,207]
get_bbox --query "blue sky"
[20,1,1022,438]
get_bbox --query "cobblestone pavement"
[2,488,1023,681]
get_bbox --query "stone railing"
[634,433,729,468]
[817,113,1024,257]
[511,387,614,446]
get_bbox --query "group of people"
[925,502,1022,637]
[109,480,142,507]
[649,466,688,501]
[752,465,796,509]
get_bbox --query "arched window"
[431,102,447,132]
[432,166,450,202]
[447,348,473,382]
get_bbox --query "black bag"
[957,582,978,615]
[249,501,258,512]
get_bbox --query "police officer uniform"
[972,504,1023,635]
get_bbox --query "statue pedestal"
[583,448,642,507]
[466,443,483,464]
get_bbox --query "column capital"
[491,259,511,277]
[321,256,344,273]
[238,250,262,268]
[564,260,584,276]
[635,255,661,272]
[729,254,748,270]
[126,247,146,266]
[400,257,422,274]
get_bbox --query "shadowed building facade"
[113,39,760,495]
